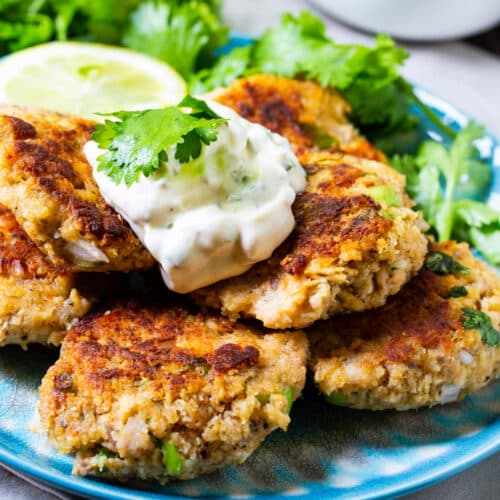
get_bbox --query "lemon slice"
[0,42,187,119]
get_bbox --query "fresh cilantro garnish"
[0,1,226,73]
[190,45,252,95]
[191,11,454,148]
[445,286,468,299]
[123,1,228,79]
[461,308,500,348]
[392,123,500,265]
[424,251,470,276]
[162,441,183,475]
[92,95,228,186]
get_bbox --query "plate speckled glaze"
[0,37,499,500]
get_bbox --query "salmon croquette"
[0,105,154,272]
[210,74,386,162]
[193,151,428,329]
[38,300,308,482]
[0,204,91,347]
[309,241,500,410]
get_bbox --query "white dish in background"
[309,0,500,41]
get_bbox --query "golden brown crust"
[309,241,500,410]
[211,75,386,162]
[63,303,264,386]
[193,152,428,328]
[0,105,154,272]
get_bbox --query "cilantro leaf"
[123,1,228,79]
[461,308,500,348]
[190,45,252,94]
[190,11,454,149]
[0,0,54,54]
[468,226,500,265]
[391,123,499,265]
[92,95,227,186]
[424,251,470,276]
[445,286,468,298]
[0,0,225,77]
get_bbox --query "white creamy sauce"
[85,100,306,293]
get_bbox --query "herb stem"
[402,81,458,140]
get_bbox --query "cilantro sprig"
[92,95,227,186]
[190,11,452,146]
[392,123,500,265]
[123,1,228,79]
[424,251,470,276]
[461,308,500,348]
[0,1,226,74]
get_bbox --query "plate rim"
[0,37,499,500]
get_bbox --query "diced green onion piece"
[96,448,117,473]
[162,442,183,475]
[283,388,294,414]
[326,392,348,406]
[255,392,271,405]
[368,186,402,207]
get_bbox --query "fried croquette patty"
[309,241,500,410]
[210,74,385,162]
[0,204,91,347]
[0,106,154,272]
[193,152,428,329]
[38,301,308,482]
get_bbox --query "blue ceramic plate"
[0,37,499,500]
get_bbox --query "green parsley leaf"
[461,308,500,348]
[92,95,228,186]
[424,251,470,276]
[445,286,468,299]
[123,1,228,79]
[162,441,183,475]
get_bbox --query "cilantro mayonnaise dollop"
[85,100,306,293]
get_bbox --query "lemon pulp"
[0,42,187,119]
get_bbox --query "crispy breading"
[193,152,428,328]
[0,204,91,347]
[210,74,386,162]
[38,299,308,482]
[0,105,154,272]
[309,241,500,410]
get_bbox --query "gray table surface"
[1,0,499,498]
